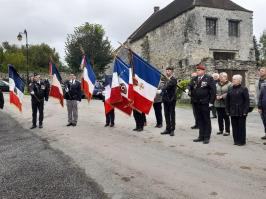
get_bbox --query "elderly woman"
[214,72,231,136]
[226,75,249,146]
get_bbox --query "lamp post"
[17,29,29,89]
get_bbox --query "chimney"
[154,6,160,13]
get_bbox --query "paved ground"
[0,112,107,199]
[1,94,266,199]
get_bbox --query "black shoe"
[261,135,266,140]
[217,131,223,135]
[39,124,43,129]
[193,138,204,142]
[191,125,199,129]
[30,125,37,129]
[110,124,114,127]
[203,139,210,144]
[237,143,246,146]
[104,124,109,127]
[133,128,138,131]
[157,124,162,128]
[66,123,72,127]
[72,123,77,127]
[170,131,175,136]
[137,128,143,132]
[161,130,170,135]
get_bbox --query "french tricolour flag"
[49,61,64,107]
[8,65,25,112]
[81,55,96,101]
[131,52,161,114]
[103,75,113,115]
[110,57,133,116]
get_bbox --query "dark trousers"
[32,100,44,126]
[106,109,115,125]
[216,107,230,133]
[194,104,212,140]
[192,103,199,127]
[231,116,246,145]
[133,110,144,129]
[153,102,162,125]
[211,106,217,117]
[163,101,176,131]
[260,112,266,133]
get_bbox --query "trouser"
[32,100,44,126]
[211,106,217,117]
[163,101,176,131]
[133,110,144,129]
[192,103,199,127]
[67,100,78,124]
[153,102,162,125]
[216,107,230,133]
[231,116,246,144]
[194,103,212,140]
[106,109,115,125]
[260,112,266,134]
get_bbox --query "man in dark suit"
[64,74,82,127]
[159,67,177,136]
[190,64,216,144]
[29,73,49,129]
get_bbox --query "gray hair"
[232,74,242,83]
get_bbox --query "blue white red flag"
[49,61,64,107]
[8,65,25,112]
[103,75,113,115]
[110,57,133,116]
[80,55,96,101]
[131,51,161,114]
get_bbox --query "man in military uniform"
[133,109,145,132]
[64,74,82,127]
[160,67,177,136]
[0,88,4,109]
[29,73,49,129]
[191,64,216,144]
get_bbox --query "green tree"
[260,31,266,66]
[65,23,113,76]
[253,35,260,66]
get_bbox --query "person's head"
[34,73,40,82]
[212,73,219,81]
[259,67,266,79]
[165,67,174,78]
[232,74,242,86]
[219,72,228,83]
[69,73,76,80]
[196,64,206,76]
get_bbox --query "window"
[229,20,240,37]
[206,18,217,35]
[213,52,236,60]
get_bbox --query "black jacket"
[162,76,177,103]
[190,75,216,105]
[64,80,82,101]
[226,85,249,116]
[29,81,49,103]
[0,90,4,109]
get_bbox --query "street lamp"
[17,29,29,89]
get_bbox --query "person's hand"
[185,89,189,94]
[258,109,262,114]
[30,91,34,95]
[65,87,69,92]
[209,103,214,108]
[156,90,162,94]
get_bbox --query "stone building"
[124,0,257,91]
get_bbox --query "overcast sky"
[0,0,265,63]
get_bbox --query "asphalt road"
[0,112,108,199]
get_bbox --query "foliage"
[65,22,113,77]
[176,79,190,99]
[259,31,266,66]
